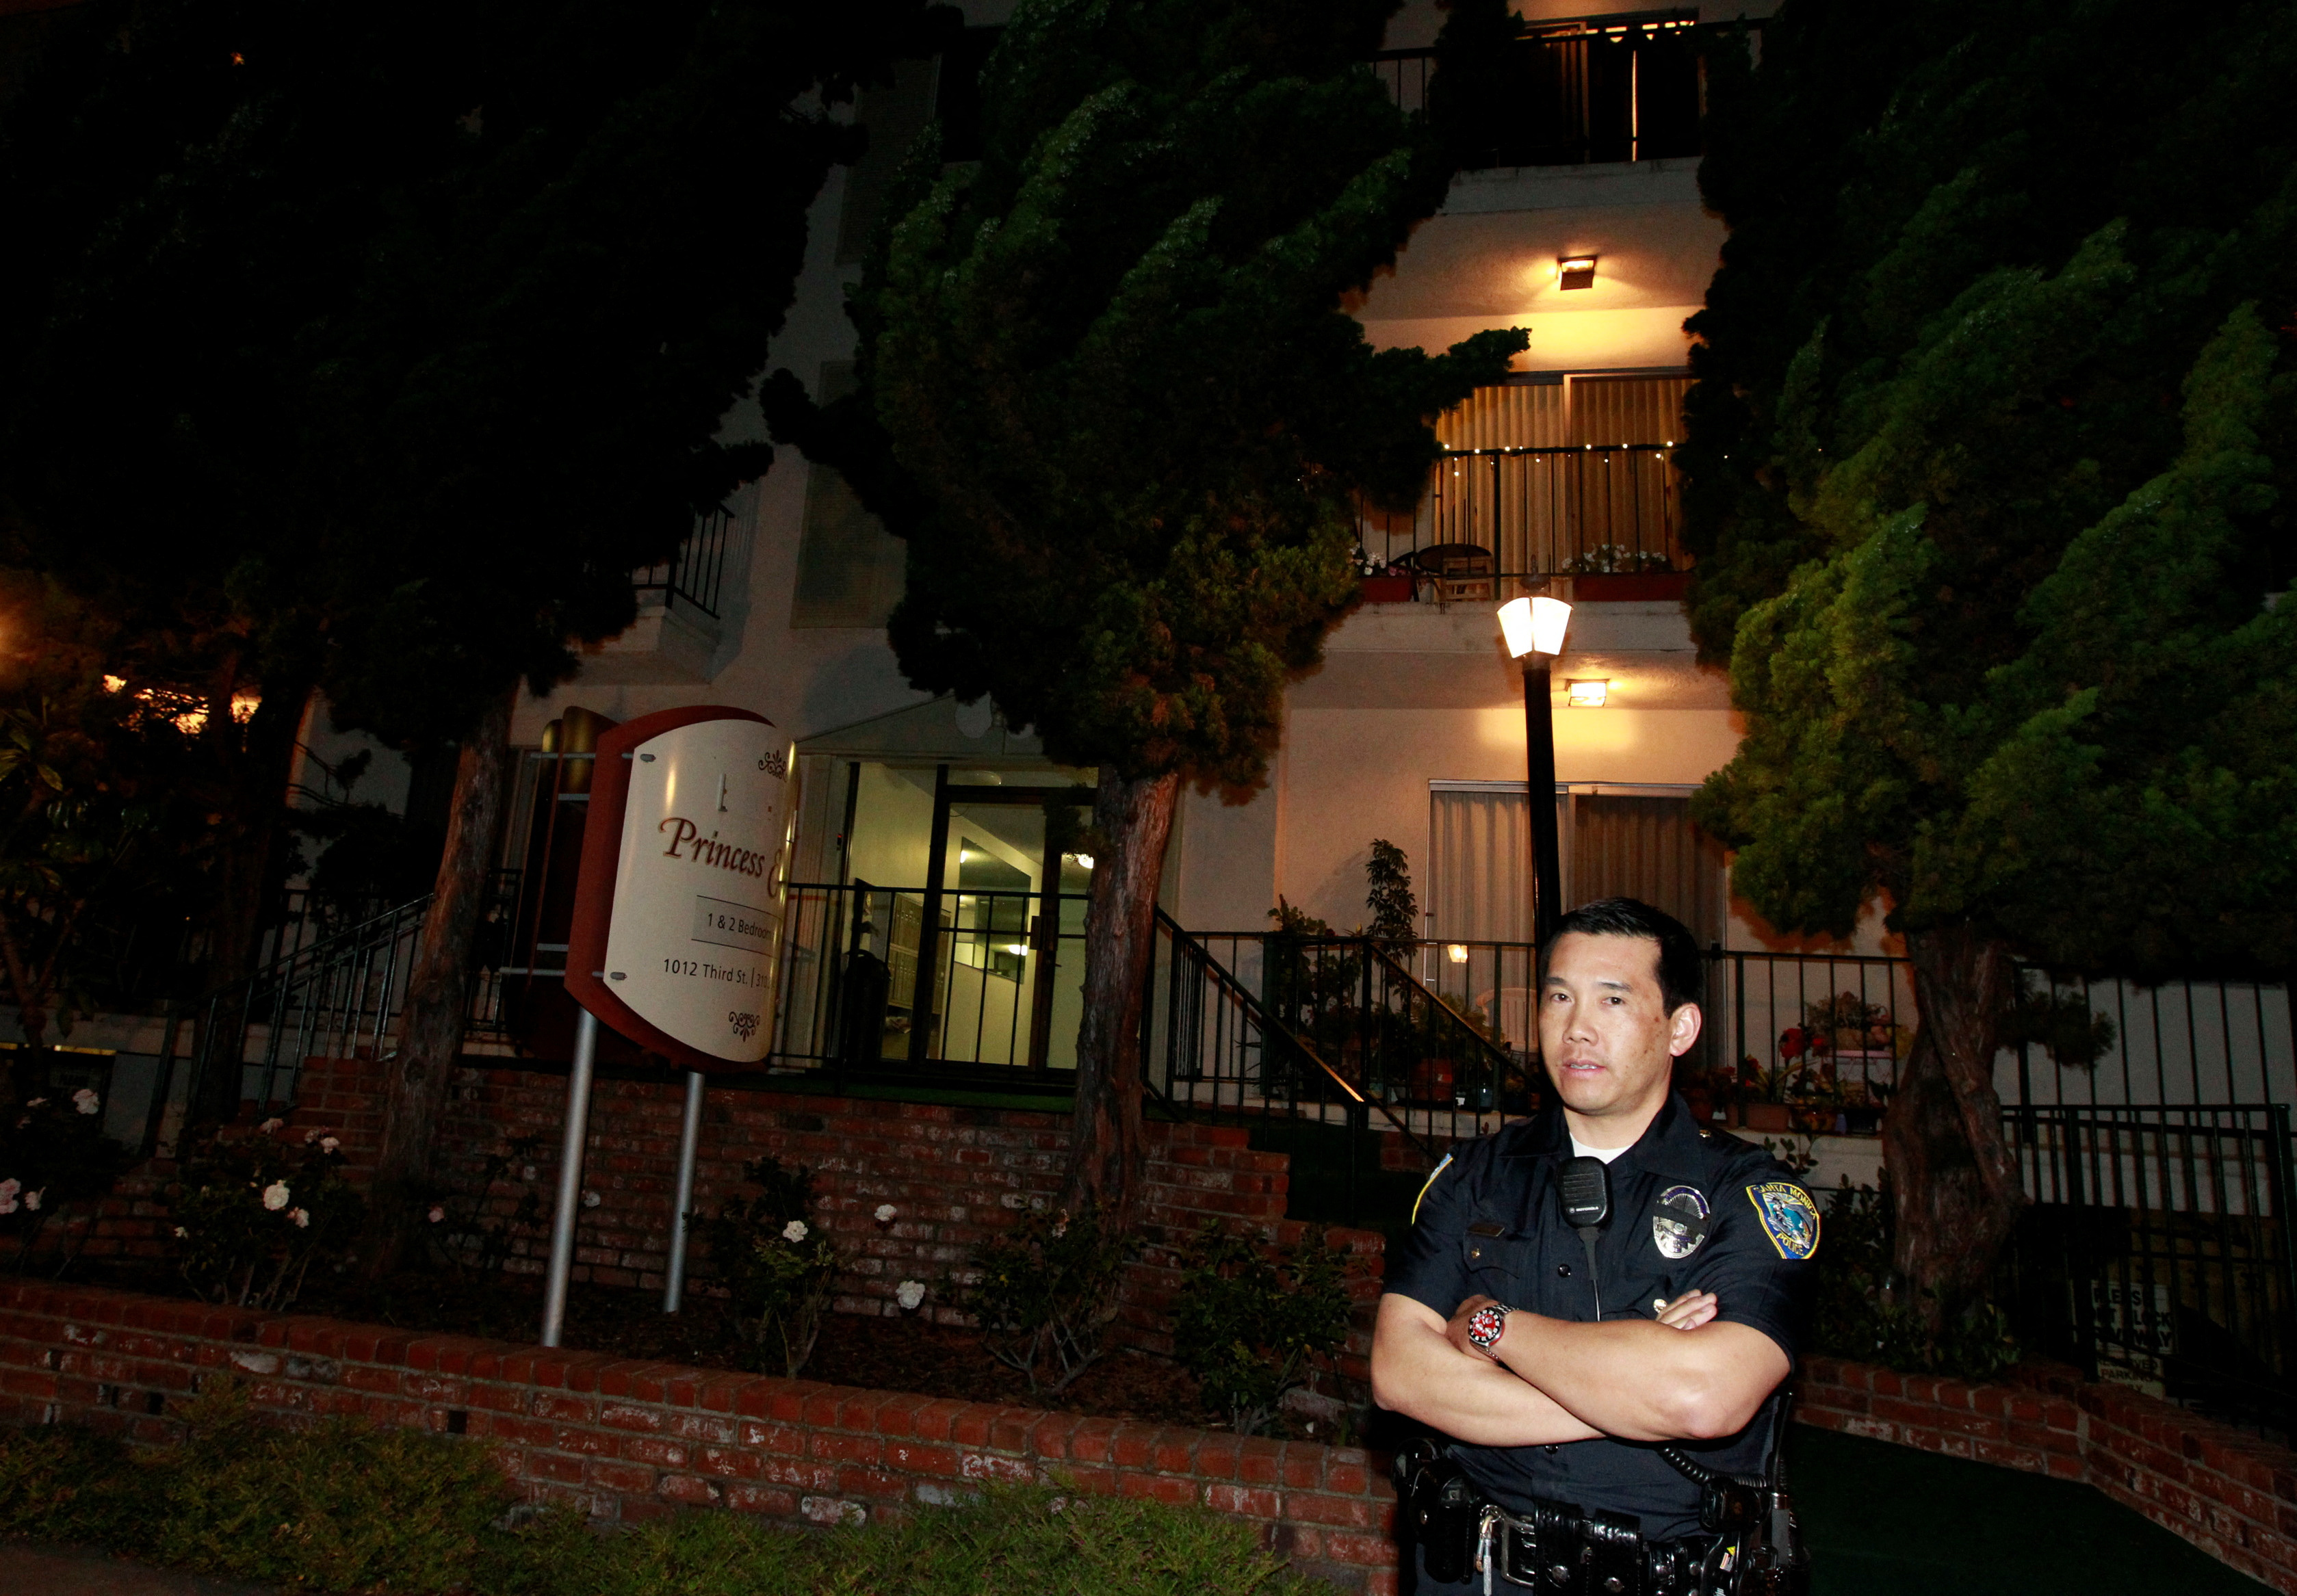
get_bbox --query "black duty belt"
[1394,1441,1805,1596]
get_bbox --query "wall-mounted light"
[1071,852,1095,870]
[1566,679,1610,709]
[1004,944,1031,956]
[1446,943,1470,965]
[1558,255,1598,291]
[1499,595,1573,659]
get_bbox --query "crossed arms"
[1369,1289,1790,1448]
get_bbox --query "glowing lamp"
[1446,944,1470,965]
[1566,679,1609,709]
[1558,255,1598,290]
[1499,595,1572,659]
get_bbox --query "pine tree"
[769,0,1522,1221]
[1682,0,2297,1324]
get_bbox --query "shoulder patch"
[1746,1181,1821,1260]
[1411,1153,1455,1225]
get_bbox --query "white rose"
[258,1118,283,1134]
[303,1128,319,1144]
[173,1225,189,1239]
[261,1181,291,1211]
[291,1208,310,1229]
[895,1280,926,1311]
[428,1205,445,1223]
[874,1204,896,1223]
[72,1089,99,1115]
[22,1190,40,1212]
[23,1098,46,1109]
[320,1136,340,1154]
[581,1190,601,1209]
[781,1220,808,1243]
[0,1178,16,1217]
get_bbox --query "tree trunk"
[1062,768,1180,1230]
[361,691,514,1277]
[1884,923,2025,1328]
[205,680,315,990]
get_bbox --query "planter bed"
[0,1279,1401,1593]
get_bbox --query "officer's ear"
[1665,1001,1703,1059]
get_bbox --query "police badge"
[1650,1184,1711,1260]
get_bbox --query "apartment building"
[423,1,1788,1088]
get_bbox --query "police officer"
[1371,898,1821,1593]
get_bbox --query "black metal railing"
[1142,920,1540,1225]
[151,874,523,1150]
[1358,445,1685,594]
[166,896,430,1142]
[1371,11,1706,171]
[1999,1103,2297,1434]
[634,506,736,619]
[770,882,1089,1076]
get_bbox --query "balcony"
[1373,10,1716,171]
[581,506,746,683]
[1356,376,1690,598]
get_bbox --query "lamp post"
[1498,595,1572,947]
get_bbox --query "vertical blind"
[1431,375,1690,451]
[1429,787,1724,948]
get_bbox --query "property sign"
[564,707,795,1070]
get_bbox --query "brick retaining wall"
[0,1280,1400,1593]
[1798,1354,2297,1594]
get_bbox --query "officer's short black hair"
[1545,897,1704,1014]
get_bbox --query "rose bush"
[168,1120,363,1309]
[0,1079,133,1272]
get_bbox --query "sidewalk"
[16,1547,268,1596]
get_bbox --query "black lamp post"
[1500,594,1572,947]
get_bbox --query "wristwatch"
[1465,1302,1512,1351]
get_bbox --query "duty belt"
[1394,1441,1805,1596]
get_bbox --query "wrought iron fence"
[1999,1103,2297,1434]
[634,506,736,618]
[1139,923,1546,1225]
[153,873,523,1150]
[1357,445,1685,592]
[770,882,1088,1076]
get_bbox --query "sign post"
[538,707,794,1347]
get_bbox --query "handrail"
[155,893,434,1153]
[1153,908,1442,1166]
[1365,939,1521,1086]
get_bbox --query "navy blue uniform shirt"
[1385,1094,1820,1540]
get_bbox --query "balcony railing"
[1357,443,1685,592]
[634,506,735,619]
[1372,10,1709,171]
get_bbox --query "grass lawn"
[1790,1425,2273,1595]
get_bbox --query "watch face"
[1467,1305,1509,1348]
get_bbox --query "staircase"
[1140,908,1533,1227]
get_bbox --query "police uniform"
[1386,1093,1820,1588]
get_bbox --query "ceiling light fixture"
[1558,255,1598,290]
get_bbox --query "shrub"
[957,1207,1139,1395]
[0,1419,1347,1595]
[491,1481,1336,1596]
[0,1082,133,1271]
[419,1135,547,1280]
[148,1381,518,1591]
[1812,1181,2020,1382]
[703,1155,840,1376]
[0,1422,148,1545]
[167,1119,363,1309]
[1171,1222,1353,1437]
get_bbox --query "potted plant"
[1564,545,1688,603]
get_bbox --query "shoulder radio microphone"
[1557,1154,1609,1321]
